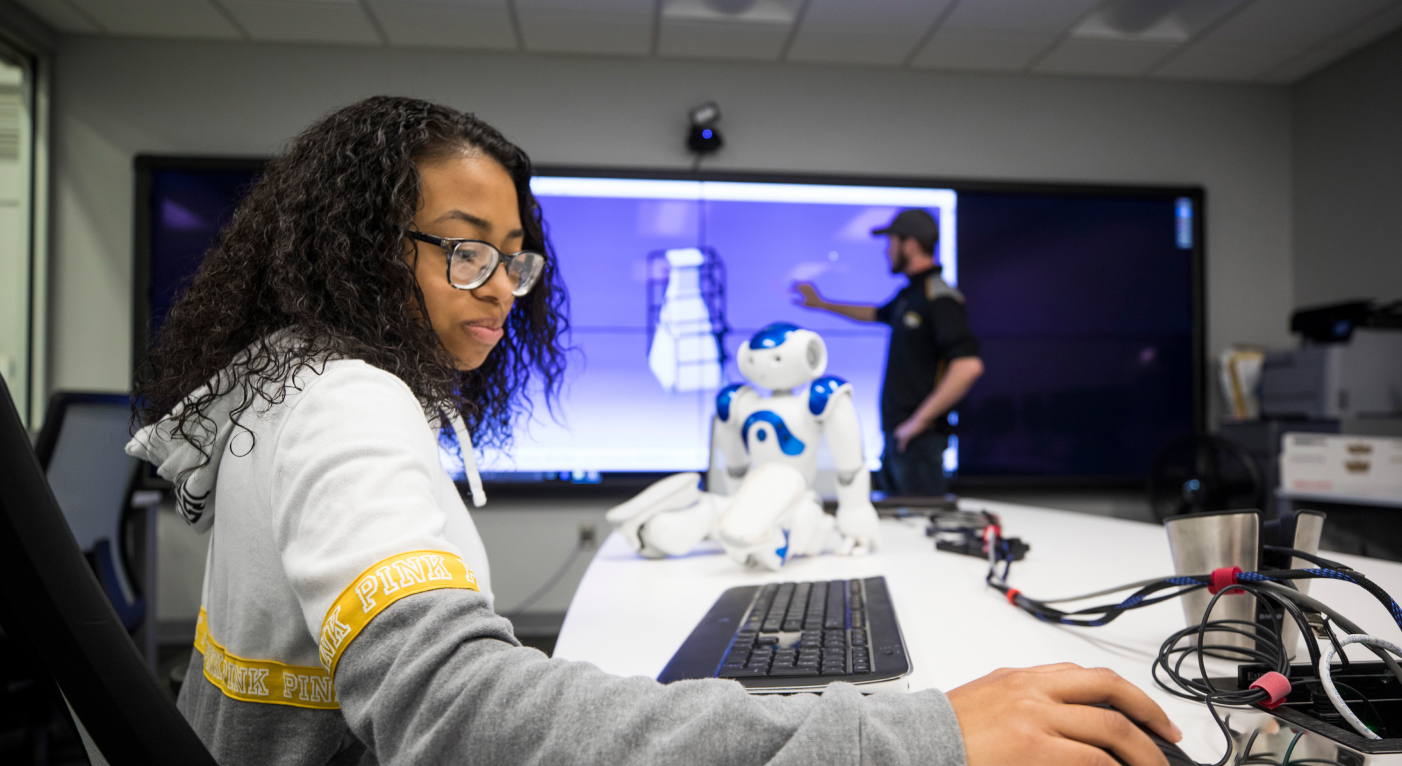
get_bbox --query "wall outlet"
[578,523,597,549]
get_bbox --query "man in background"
[794,208,983,496]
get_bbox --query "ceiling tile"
[67,0,243,38]
[515,0,653,55]
[1258,3,1402,82]
[1200,0,1396,47]
[907,28,1049,72]
[1149,42,1298,81]
[221,0,381,45]
[657,17,791,59]
[14,0,104,33]
[368,0,516,50]
[1034,38,1179,77]
[939,0,1103,35]
[785,0,955,66]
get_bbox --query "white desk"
[554,499,1402,763]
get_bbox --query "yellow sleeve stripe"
[318,549,480,677]
[194,608,340,710]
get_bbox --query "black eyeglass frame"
[405,230,546,296]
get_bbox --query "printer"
[1261,301,1402,420]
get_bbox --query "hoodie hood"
[127,353,487,534]
[125,369,242,533]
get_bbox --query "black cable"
[501,542,585,620]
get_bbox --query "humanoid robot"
[607,323,880,570]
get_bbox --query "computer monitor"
[134,158,1203,487]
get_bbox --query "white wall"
[50,36,1296,400]
[1293,28,1402,310]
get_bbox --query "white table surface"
[554,499,1402,763]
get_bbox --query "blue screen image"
[477,178,958,475]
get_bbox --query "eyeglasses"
[405,230,547,297]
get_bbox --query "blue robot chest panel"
[741,411,806,456]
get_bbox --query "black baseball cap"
[872,209,939,245]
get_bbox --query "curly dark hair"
[135,96,569,459]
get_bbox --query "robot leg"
[785,490,836,559]
[605,472,704,558]
[834,468,880,555]
[716,463,807,571]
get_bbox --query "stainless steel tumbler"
[1165,510,1260,652]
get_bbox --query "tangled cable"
[977,534,1402,766]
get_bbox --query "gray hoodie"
[128,356,966,766]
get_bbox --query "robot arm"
[712,384,757,482]
[812,377,880,555]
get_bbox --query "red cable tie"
[1006,588,1021,605]
[1208,566,1244,595]
[1249,671,1291,709]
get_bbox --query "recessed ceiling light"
[662,0,800,24]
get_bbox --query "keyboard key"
[770,666,820,677]
[755,635,779,645]
[720,667,769,678]
[782,619,802,632]
[821,665,847,676]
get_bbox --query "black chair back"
[0,376,216,766]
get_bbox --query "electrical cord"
[978,526,1399,763]
[1318,634,1402,739]
[1152,583,1320,766]
[1253,580,1402,687]
[501,541,586,621]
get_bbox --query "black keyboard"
[657,577,912,692]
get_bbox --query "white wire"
[1318,633,1402,740]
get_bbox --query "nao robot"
[607,323,880,570]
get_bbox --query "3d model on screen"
[648,248,725,392]
[608,323,881,571]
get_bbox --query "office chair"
[34,392,147,633]
[0,376,217,765]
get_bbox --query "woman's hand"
[947,664,1182,766]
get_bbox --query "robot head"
[738,323,827,391]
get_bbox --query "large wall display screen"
[137,159,1201,484]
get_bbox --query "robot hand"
[833,469,880,556]
[835,500,880,555]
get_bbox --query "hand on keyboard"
[946,664,1181,766]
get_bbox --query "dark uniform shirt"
[875,267,981,433]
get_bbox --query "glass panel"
[0,52,34,424]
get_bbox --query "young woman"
[129,96,1179,766]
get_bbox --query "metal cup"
[1263,510,1325,656]
[1165,510,1260,652]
